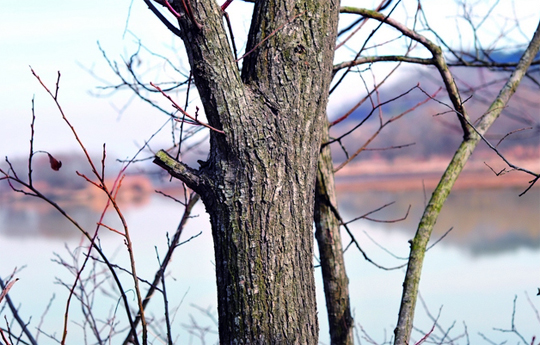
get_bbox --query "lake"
[0,183,538,344]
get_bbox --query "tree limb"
[334,55,435,73]
[142,0,182,37]
[153,150,205,192]
[333,55,540,74]
[393,17,540,345]
[340,6,472,139]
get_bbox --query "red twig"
[221,0,234,11]
[151,82,225,134]
[163,0,182,17]
[162,0,202,30]
[30,68,145,345]
[334,85,440,172]
[183,0,203,30]
[330,63,401,126]
[414,322,436,345]
[0,325,11,345]
[335,0,388,50]
[98,222,125,236]
[76,172,103,189]
[495,126,533,148]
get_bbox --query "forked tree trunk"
[154,0,339,343]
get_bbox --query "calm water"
[0,186,538,344]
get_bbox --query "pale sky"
[1,0,539,160]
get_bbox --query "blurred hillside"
[330,61,539,162]
[329,54,540,190]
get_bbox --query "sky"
[1,0,540,162]
[1,0,177,160]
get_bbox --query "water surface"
[0,186,538,344]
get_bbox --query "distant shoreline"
[334,156,540,192]
[1,157,538,204]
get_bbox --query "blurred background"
[1,0,539,344]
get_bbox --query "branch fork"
[153,149,208,193]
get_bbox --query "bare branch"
[340,6,472,138]
[153,150,205,192]
[0,276,37,345]
[393,17,540,345]
[333,85,438,171]
[141,0,182,37]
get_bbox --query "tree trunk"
[153,0,339,343]
[315,123,354,345]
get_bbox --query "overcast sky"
[1,0,539,162]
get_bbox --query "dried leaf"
[47,153,62,171]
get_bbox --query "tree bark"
[154,0,339,343]
[315,123,354,345]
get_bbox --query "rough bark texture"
[154,0,340,343]
[393,19,540,345]
[314,124,354,345]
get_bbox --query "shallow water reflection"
[337,187,540,255]
[0,185,538,344]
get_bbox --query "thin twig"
[151,82,225,134]
[0,277,37,345]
